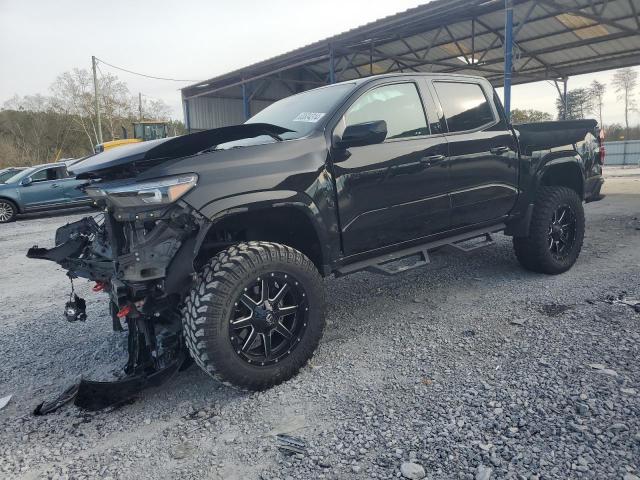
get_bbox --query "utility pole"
[92,56,103,144]
[138,92,143,121]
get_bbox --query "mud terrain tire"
[513,186,585,274]
[182,242,325,390]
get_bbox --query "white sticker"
[293,112,325,123]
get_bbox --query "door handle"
[51,183,60,188]
[490,146,510,154]
[420,154,446,166]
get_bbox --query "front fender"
[0,190,22,212]
[196,188,340,274]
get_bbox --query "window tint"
[344,83,429,140]
[434,82,495,133]
[30,169,51,182]
[30,167,66,182]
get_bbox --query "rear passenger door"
[57,167,89,204]
[430,79,518,229]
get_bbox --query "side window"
[55,167,70,179]
[434,82,495,133]
[30,169,50,183]
[343,83,429,140]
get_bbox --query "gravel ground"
[0,172,638,480]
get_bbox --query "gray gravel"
[0,174,639,479]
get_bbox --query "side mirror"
[335,120,387,149]
[20,177,33,187]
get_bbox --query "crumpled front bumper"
[27,210,201,412]
[27,203,205,306]
[27,216,113,282]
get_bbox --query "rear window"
[434,82,495,133]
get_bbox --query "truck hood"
[70,123,292,179]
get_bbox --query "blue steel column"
[329,45,335,84]
[504,0,514,122]
[242,82,250,120]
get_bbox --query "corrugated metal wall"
[604,140,640,166]
[184,75,317,131]
[184,97,274,131]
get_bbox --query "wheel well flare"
[540,163,583,198]
[198,207,324,271]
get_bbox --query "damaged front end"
[27,174,207,412]
[26,123,292,412]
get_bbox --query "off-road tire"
[0,199,17,223]
[182,241,325,390]
[513,186,585,274]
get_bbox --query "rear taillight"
[599,129,606,165]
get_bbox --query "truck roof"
[341,72,490,87]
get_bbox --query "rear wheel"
[513,186,585,274]
[182,241,325,390]
[0,199,17,223]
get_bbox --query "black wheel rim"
[548,204,577,260]
[229,272,308,366]
[0,202,13,222]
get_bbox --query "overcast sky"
[1,0,638,126]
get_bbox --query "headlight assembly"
[92,174,198,209]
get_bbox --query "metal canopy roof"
[182,0,640,107]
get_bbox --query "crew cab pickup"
[29,73,604,395]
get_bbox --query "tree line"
[0,69,185,168]
[513,68,639,141]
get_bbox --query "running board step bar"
[446,233,495,253]
[336,224,505,277]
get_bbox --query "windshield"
[5,167,36,184]
[246,83,355,140]
[135,123,167,141]
[0,170,19,183]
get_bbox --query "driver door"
[331,80,450,256]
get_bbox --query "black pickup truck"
[29,73,604,397]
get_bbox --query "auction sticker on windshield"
[293,112,325,123]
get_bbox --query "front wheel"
[182,242,326,390]
[513,186,585,274]
[0,199,17,223]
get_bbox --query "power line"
[95,57,199,83]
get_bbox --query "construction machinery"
[94,121,169,153]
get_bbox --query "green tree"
[556,88,593,120]
[510,108,552,124]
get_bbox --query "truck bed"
[514,119,598,155]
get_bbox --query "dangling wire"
[67,273,76,302]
